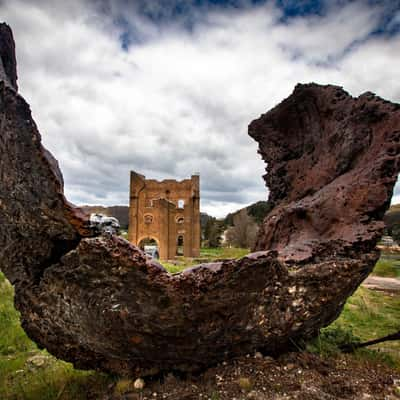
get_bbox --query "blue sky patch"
[110,0,399,51]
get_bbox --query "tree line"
[201,201,271,249]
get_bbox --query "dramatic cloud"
[1,0,399,216]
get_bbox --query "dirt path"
[363,275,400,292]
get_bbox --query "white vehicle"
[89,213,120,235]
[143,245,159,259]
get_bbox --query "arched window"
[144,214,153,224]
[176,235,184,256]
[176,216,184,224]
[178,199,184,209]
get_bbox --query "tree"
[247,201,272,224]
[383,205,400,243]
[203,217,224,247]
[391,224,400,243]
[224,201,271,227]
[225,210,258,249]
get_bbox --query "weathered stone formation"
[128,171,200,259]
[0,23,17,90]
[250,84,400,262]
[0,23,399,377]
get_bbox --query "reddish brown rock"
[0,23,17,90]
[0,23,399,377]
[249,84,400,263]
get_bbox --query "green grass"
[162,262,190,273]
[199,247,249,259]
[119,230,128,240]
[0,274,112,400]
[308,286,400,368]
[372,257,400,278]
[161,247,250,273]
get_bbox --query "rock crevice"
[0,24,399,376]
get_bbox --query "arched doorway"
[138,237,159,259]
[176,235,184,256]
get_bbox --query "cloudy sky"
[1,0,400,217]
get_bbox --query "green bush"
[306,327,361,356]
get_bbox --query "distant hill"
[224,201,400,230]
[200,212,214,227]
[384,204,400,226]
[386,203,400,214]
[224,201,271,226]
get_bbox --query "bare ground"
[95,352,400,400]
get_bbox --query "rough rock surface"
[0,23,399,377]
[0,23,17,90]
[249,84,400,263]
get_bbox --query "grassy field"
[308,286,400,367]
[161,247,249,273]
[373,256,400,278]
[0,250,399,399]
[0,273,112,400]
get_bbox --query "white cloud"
[272,1,382,63]
[0,0,399,218]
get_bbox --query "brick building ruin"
[128,171,200,259]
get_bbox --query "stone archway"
[138,236,159,249]
[138,236,160,259]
